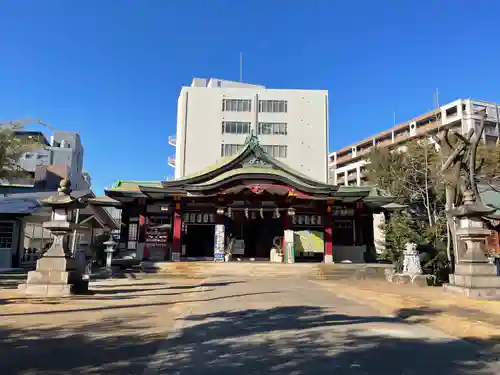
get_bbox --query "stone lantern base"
[443,219,500,299]
[18,257,88,297]
[444,262,500,299]
[18,224,88,297]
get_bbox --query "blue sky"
[1,0,500,194]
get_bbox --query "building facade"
[2,130,90,192]
[105,134,394,265]
[0,129,94,269]
[329,98,500,186]
[170,78,329,183]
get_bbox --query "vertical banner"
[214,224,225,261]
[283,229,295,264]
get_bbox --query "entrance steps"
[138,261,393,280]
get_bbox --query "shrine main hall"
[101,135,394,264]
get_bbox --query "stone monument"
[18,180,89,297]
[386,242,429,286]
[402,242,423,275]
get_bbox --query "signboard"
[183,212,215,225]
[294,230,325,253]
[291,215,322,226]
[145,218,169,248]
[214,224,225,260]
[331,207,355,217]
[283,230,295,264]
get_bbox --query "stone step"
[136,262,392,280]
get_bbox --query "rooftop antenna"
[239,52,243,82]
[434,88,440,108]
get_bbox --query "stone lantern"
[103,236,116,275]
[18,180,89,297]
[444,190,500,298]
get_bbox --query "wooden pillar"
[137,198,147,261]
[119,205,130,248]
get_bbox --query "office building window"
[257,122,287,135]
[222,99,252,112]
[221,143,244,157]
[262,145,287,158]
[258,100,288,113]
[222,121,251,134]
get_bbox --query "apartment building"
[1,130,91,192]
[169,78,329,182]
[329,99,500,186]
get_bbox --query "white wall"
[175,84,329,182]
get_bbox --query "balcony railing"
[168,155,176,167]
[0,177,35,187]
[168,135,176,147]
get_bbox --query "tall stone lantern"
[18,180,89,297]
[444,190,500,298]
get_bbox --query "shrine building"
[103,134,395,264]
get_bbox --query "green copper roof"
[479,183,500,218]
[164,133,333,189]
[195,166,315,187]
[179,155,237,180]
[109,180,162,192]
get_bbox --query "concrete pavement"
[1,276,499,374]
[144,277,500,375]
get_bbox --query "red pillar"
[172,211,181,260]
[324,227,333,263]
[324,213,333,263]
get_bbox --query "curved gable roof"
[155,133,337,195]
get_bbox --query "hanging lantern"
[356,200,364,211]
[216,207,225,215]
[273,208,281,219]
[287,208,296,216]
[259,208,264,219]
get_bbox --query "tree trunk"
[445,185,456,271]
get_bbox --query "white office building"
[169,78,329,182]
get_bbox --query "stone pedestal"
[444,216,500,299]
[18,222,88,297]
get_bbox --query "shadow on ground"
[0,303,499,374]
[0,291,278,317]
[0,278,245,305]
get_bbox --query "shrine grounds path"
[1,275,500,375]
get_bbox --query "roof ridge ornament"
[244,130,259,148]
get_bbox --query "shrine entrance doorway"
[183,223,215,259]
[226,211,284,260]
